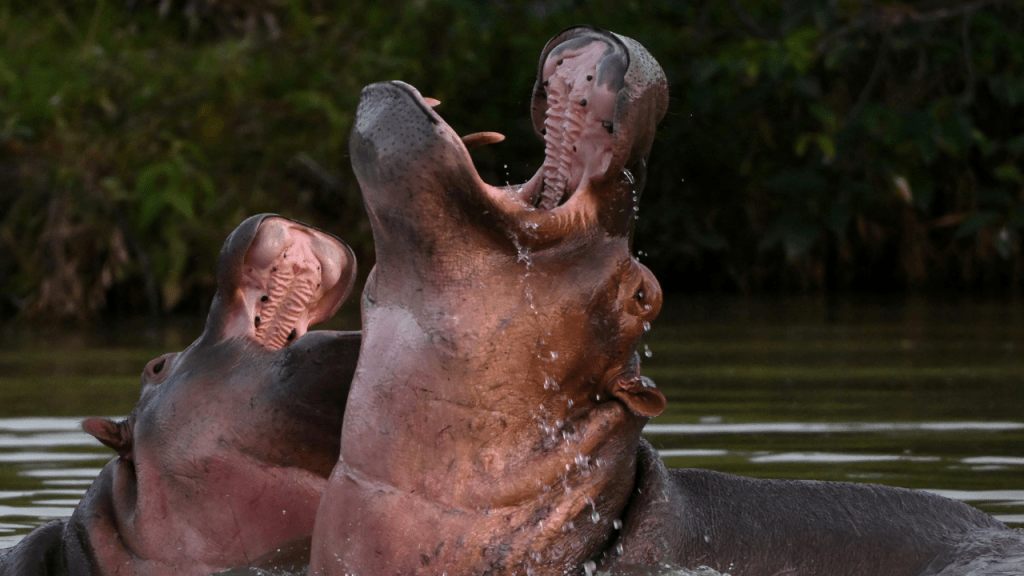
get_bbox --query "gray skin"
[310,25,1020,576]
[0,215,360,576]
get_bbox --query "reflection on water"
[1,296,1024,557]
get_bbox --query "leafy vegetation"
[1,0,1022,320]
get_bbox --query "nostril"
[152,358,166,375]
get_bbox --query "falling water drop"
[642,321,651,332]
[643,344,653,358]
[623,170,635,185]
[591,509,601,523]
[583,560,597,576]
[615,542,624,555]
[613,518,622,530]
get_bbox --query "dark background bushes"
[1,0,1022,320]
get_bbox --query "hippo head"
[77,215,358,575]
[312,26,669,575]
[349,24,668,423]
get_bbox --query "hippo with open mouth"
[1,215,360,576]
[309,25,1020,576]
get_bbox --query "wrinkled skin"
[0,215,360,576]
[310,25,1021,576]
[311,25,669,576]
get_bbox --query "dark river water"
[1,295,1023,565]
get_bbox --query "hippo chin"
[1,215,360,576]
[310,25,1020,576]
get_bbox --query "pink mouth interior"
[535,40,618,210]
[243,221,343,350]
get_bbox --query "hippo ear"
[206,215,357,349]
[82,418,133,460]
[609,376,666,418]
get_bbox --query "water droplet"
[615,542,624,555]
[640,376,657,389]
[543,375,560,391]
[643,344,653,358]
[550,350,559,360]
[643,321,651,332]
[591,509,601,523]
[583,560,597,576]
[567,398,574,408]
[623,170,635,185]
[613,519,622,530]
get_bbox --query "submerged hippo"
[310,25,1020,576]
[0,215,360,576]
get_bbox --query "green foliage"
[1,0,1023,320]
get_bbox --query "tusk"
[461,131,506,151]
[423,97,441,108]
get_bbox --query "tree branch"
[846,30,890,125]
[725,0,773,40]
[960,11,976,106]
[818,0,1010,57]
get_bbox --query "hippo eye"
[143,353,175,384]
[143,350,175,381]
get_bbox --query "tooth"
[461,131,505,150]
[424,97,441,108]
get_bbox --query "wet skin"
[309,25,1021,576]
[310,25,669,576]
[0,215,360,576]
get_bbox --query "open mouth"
[351,26,667,249]
[525,33,625,210]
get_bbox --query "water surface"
[1,296,1022,550]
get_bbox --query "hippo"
[0,215,360,576]
[309,25,1021,576]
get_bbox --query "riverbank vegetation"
[2,0,1022,320]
